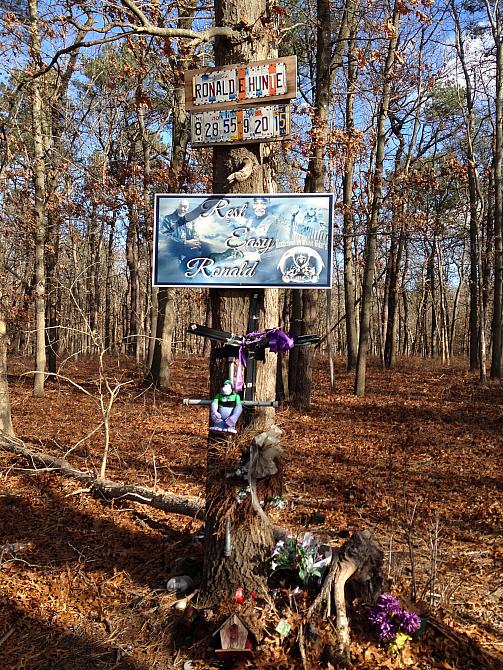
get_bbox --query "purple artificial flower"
[398,609,421,634]
[368,609,399,642]
[368,593,421,644]
[271,540,284,557]
[376,593,402,614]
[300,532,314,548]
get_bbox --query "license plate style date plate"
[191,105,290,146]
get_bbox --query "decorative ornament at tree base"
[209,380,243,434]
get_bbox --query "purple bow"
[235,328,294,391]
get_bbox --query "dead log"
[0,434,204,518]
[304,530,385,669]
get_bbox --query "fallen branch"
[0,434,204,519]
[0,542,31,557]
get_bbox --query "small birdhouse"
[213,614,254,659]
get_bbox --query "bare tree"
[451,0,488,380]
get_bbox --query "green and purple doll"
[210,380,243,434]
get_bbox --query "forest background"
[0,0,502,668]
[0,0,502,390]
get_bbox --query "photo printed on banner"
[153,193,333,289]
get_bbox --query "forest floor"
[0,354,502,670]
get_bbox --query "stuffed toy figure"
[210,380,242,433]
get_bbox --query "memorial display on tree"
[153,193,333,288]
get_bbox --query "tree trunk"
[198,0,281,604]
[147,41,191,387]
[291,0,331,410]
[490,19,503,379]
[435,238,450,364]
[137,103,157,372]
[293,0,357,408]
[125,201,140,358]
[452,0,484,372]
[355,3,400,396]
[384,229,404,369]
[343,26,359,371]
[468,164,481,370]
[29,0,47,398]
[428,240,437,358]
[201,433,275,602]
[104,213,117,351]
[449,249,466,357]
[288,289,302,394]
[0,308,13,437]
[293,289,319,409]
[45,209,60,376]
[150,288,176,388]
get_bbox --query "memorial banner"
[153,193,333,289]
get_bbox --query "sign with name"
[191,105,290,146]
[153,193,333,289]
[184,56,297,111]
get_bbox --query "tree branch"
[23,0,240,81]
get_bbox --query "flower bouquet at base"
[368,593,422,657]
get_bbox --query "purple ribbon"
[235,328,295,391]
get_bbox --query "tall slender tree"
[483,0,503,379]
[292,0,357,408]
[355,0,401,396]
[451,0,487,378]
[342,23,359,371]
[28,0,47,397]
[0,239,13,437]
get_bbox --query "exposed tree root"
[300,530,385,669]
[0,433,204,518]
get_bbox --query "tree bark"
[0,216,13,436]
[384,228,404,369]
[198,0,281,604]
[201,433,275,603]
[489,5,503,379]
[150,287,176,387]
[343,25,359,371]
[428,238,438,358]
[45,209,61,376]
[147,25,192,387]
[293,0,357,407]
[452,0,485,374]
[291,0,331,410]
[125,200,141,358]
[104,213,117,352]
[0,313,13,438]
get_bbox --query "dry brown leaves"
[0,355,502,669]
